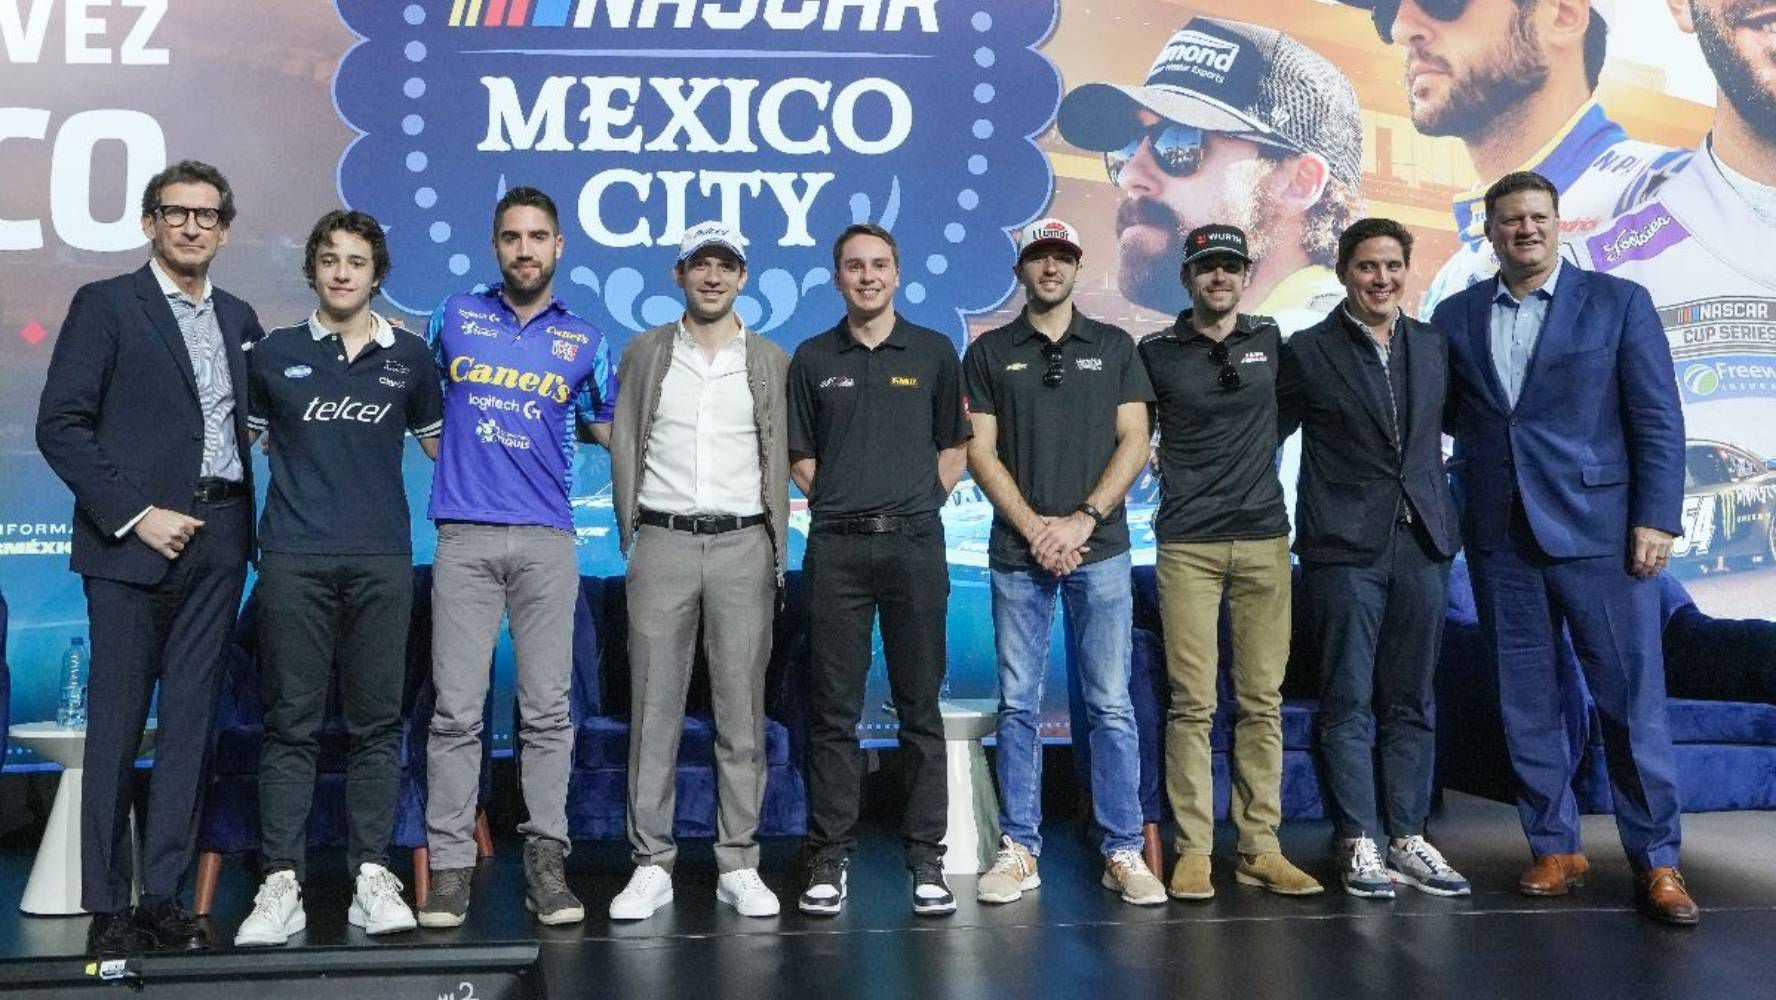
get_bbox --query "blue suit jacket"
[35,264,262,586]
[1432,264,1683,559]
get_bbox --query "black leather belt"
[812,513,936,535]
[193,478,248,503]
[640,509,767,534]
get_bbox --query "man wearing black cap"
[1337,0,1686,316]
[963,218,1164,907]
[1057,16,1365,335]
[1138,224,1322,901]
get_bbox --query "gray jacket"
[608,322,791,582]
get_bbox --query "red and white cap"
[1015,217,1083,263]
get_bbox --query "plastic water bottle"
[56,637,88,729]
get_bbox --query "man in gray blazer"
[606,221,791,920]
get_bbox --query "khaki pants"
[1155,536,1291,856]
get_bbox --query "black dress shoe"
[131,900,211,951]
[87,911,142,957]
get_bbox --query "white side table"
[938,699,1002,876]
[10,721,156,916]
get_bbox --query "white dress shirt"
[637,323,764,516]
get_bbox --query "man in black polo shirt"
[233,210,441,947]
[1139,224,1321,900]
[963,219,1165,907]
[789,222,970,917]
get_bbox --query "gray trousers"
[427,523,578,869]
[625,523,775,872]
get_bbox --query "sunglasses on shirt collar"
[1041,341,1066,388]
[1104,124,1294,187]
[1364,0,1471,44]
[1208,341,1242,392]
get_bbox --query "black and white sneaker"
[798,857,848,916]
[911,862,956,916]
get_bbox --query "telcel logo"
[303,395,392,423]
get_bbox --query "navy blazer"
[1278,309,1459,565]
[1431,263,1683,559]
[36,264,263,585]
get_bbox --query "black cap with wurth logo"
[1180,224,1251,267]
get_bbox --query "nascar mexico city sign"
[333,0,1061,344]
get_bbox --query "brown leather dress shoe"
[1518,853,1590,896]
[1639,867,1700,926]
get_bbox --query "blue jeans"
[991,552,1143,856]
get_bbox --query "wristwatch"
[1075,502,1106,526]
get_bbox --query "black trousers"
[81,495,249,913]
[803,516,949,867]
[255,552,412,880]
[1303,520,1449,842]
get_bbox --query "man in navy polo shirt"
[235,209,441,947]
[417,186,615,929]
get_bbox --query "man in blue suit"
[36,160,262,955]
[1433,170,1697,925]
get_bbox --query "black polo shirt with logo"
[247,314,444,555]
[963,310,1153,569]
[1138,311,1288,543]
[788,316,971,518]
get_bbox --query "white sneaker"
[608,865,674,921]
[234,870,305,947]
[349,862,418,934]
[716,868,781,917]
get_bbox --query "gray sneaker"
[523,839,586,925]
[417,867,473,928]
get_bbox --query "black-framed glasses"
[152,205,223,230]
[1041,341,1066,388]
[1104,124,1295,187]
[1365,0,1469,44]
[1208,341,1242,391]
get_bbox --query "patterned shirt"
[149,258,241,482]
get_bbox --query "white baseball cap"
[1015,217,1083,263]
[678,220,746,264]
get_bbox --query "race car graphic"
[1672,439,1776,572]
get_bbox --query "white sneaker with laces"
[1388,835,1472,897]
[609,865,674,920]
[234,870,305,947]
[716,868,781,917]
[349,862,418,934]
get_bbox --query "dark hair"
[493,185,560,234]
[1582,10,1606,92]
[831,222,899,270]
[1335,218,1415,277]
[141,159,237,226]
[303,209,391,293]
[1302,176,1364,271]
[1483,170,1560,221]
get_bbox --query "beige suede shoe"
[1235,852,1324,895]
[1168,854,1214,901]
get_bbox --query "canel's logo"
[1155,30,1240,75]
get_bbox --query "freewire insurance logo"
[333,1,1060,348]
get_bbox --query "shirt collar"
[483,282,566,322]
[1010,307,1096,345]
[836,314,908,351]
[1493,258,1562,306]
[148,256,213,305]
[675,319,748,350]
[1168,310,1259,345]
[1338,302,1402,341]
[308,310,395,349]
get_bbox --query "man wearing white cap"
[964,219,1165,906]
[1338,0,1688,316]
[605,221,791,920]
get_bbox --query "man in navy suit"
[1433,171,1697,925]
[36,160,263,955]
[1279,218,1468,901]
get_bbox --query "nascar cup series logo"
[333,0,1062,347]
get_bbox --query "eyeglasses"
[152,205,223,230]
[1041,341,1066,388]
[1104,124,1295,187]
[1365,0,1470,44]
[1208,341,1242,391]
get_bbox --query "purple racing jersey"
[426,284,617,531]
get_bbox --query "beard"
[1409,7,1550,140]
[501,257,557,301]
[1693,0,1776,147]
[1114,179,1279,314]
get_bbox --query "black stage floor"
[3,791,1774,998]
